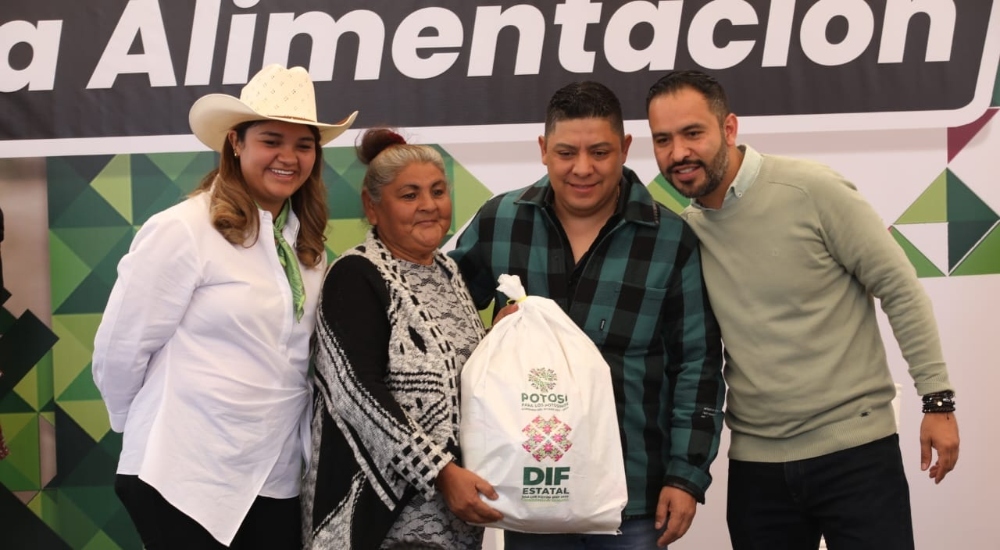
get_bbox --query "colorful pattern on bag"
[521,415,573,462]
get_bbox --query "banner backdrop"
[1,1,999,549]
[2,0,998,149]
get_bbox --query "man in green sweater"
[644,70,960,549]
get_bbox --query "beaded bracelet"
[921,390,956,413]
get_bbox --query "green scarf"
[273,202,305,322]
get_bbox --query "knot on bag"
[497,274,527,304]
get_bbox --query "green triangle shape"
[45,488,100,548]
[49,232,92,311]
[325,219,369,259]
[946,171,998,223]
[12,365,41,410]
[0,411,36,439]
[952,224,1000,276]
[0,457,38,491]
[0,389,37,413]
[896,172,947,224]
[130,154,187,225]
[185,157,219,194]
[148,151,207,182]
[52,312,94,398]
[83,530,123,550]
[993,62,1000,107]
[648,175,691,215]
[58,367,102,402]
[51,183,130,228]
[889,228,945,278]
[52,214,134,316]
[54,271,119,316]
[96,430,124,459]
[326,166,365,220]
[60,485,124,530]
[132,188,187,226]
[0,414,40,488]
[158,151,217,195]
[948,220,996,269]
[58,400,111,443]
[324,145,359,173]
[60,433,119,487]
[434,144,454,180]
[34,353,56,409]
[47,157,115,226]
[26,489,44,516]
[86,227,138,293]
[102,502,142,550]
[52,313,103,355]
[89,156,133,224]
[450,160,493,235]
[38,488,61,527]
[50,227,134,271]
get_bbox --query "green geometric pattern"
[646,157,1000,279]
[5,58,998,547]
[890,228,946,278]
[1,147,490,549]
[892,168,1000,276]
[647,173,691,214]
[994,62,1000,107]
[322,145,494,259]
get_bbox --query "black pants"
[115,475,302,549]
[727,434,914,550]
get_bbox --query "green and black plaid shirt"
[450,167,725,514]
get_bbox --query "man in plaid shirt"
[450,81,724,549]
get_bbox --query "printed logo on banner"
[521,415,573,501]
[522,367,568,411]
[890,170,1000,278]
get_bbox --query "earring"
[234,151,240,158]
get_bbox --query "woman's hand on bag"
[435,462,504,524]
[493,303,519,325]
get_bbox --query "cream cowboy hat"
[189,64,358,152]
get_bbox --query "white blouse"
[92,191,324,545]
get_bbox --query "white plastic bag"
[460,275,627,534]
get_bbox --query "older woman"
[92,64,356,549]
[302,129,503,549]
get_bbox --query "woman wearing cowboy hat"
[92,64,356,549]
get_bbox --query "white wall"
[0,158,50,322]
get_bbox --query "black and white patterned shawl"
[302,230,486,549]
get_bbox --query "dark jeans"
[727,434,914,550]
[114,474,301,549]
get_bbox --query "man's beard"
[667,142,729,200]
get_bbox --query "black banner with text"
[2,0,998,145]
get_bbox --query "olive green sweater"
[682,148,953,462]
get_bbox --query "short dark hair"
[646,70,730,124]
[545,81,624,138]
